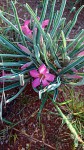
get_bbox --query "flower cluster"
[21,18,49,37]
[21,18,55,88]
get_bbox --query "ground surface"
[0,0,84,150]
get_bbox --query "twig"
[13,127,56,150]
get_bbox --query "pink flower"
[21,20,32,37]
[71,68,78,73]
[42,19,49,28]
[59,67,82,79]
[17,43,31,55]
[67,68,83,79]
[67,74,82,79]
[77,51,84,57]
[2,70,12,78]
[21,18,49,37]
[17,44,33,70]
[21,61,33,70]
[30,64,55,88]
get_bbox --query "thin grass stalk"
[52,102,84,145]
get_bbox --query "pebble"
[21,148,25,150]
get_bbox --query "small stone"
[21,148,25,150]
[26,143,29,147]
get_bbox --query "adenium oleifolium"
[30,64,55,88]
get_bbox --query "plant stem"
[52,101,84,145]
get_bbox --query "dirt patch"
[0,0,84,150]
[0,85,73,150]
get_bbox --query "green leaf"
[66,29,84,52]
[63,20,71,35]
[50,0,67,38]
[54,59,62,69]
[53,88,58,102]
[59,57,84,75]
[0,62,25,66]
[0,10,19,32]
[40,0,49,23]
[25,3,46,40]
[70,44,84,58]
[6,81,28,104]
[2,118,13,125]
[0,54,26,58]
[46,33,56,58]
[47,0,57,32]
[39,77,61,99]
[47,77,61,92]
[69,77,84,86]
[53,103,84,145]
[34,45,41,63]
[57,100,72,105]
[75,62,84,70]
[37,94,47,118]
[11,1,27,47]
[42,42,48,65]
[61,30,66,49]
[0,35,26,55]
[0,82,20,93]
[0,11,32,43]
[65,5,84,37]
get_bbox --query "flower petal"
[71,68,78,73]
[32,78,40,88]
[24,20,30,26]
[21,20,33,37]
[42,19,49,28]
[67,74,82,79]
[39,64,47,74]
[42,79,49,87]
[46,69,49,73]
[17,43,31,55]
[30,70,39,78]
[45,73,55,82]
[21,25,32,36]
[21,61,33,70]
[2,70,6,76]
[77,51,84,57]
